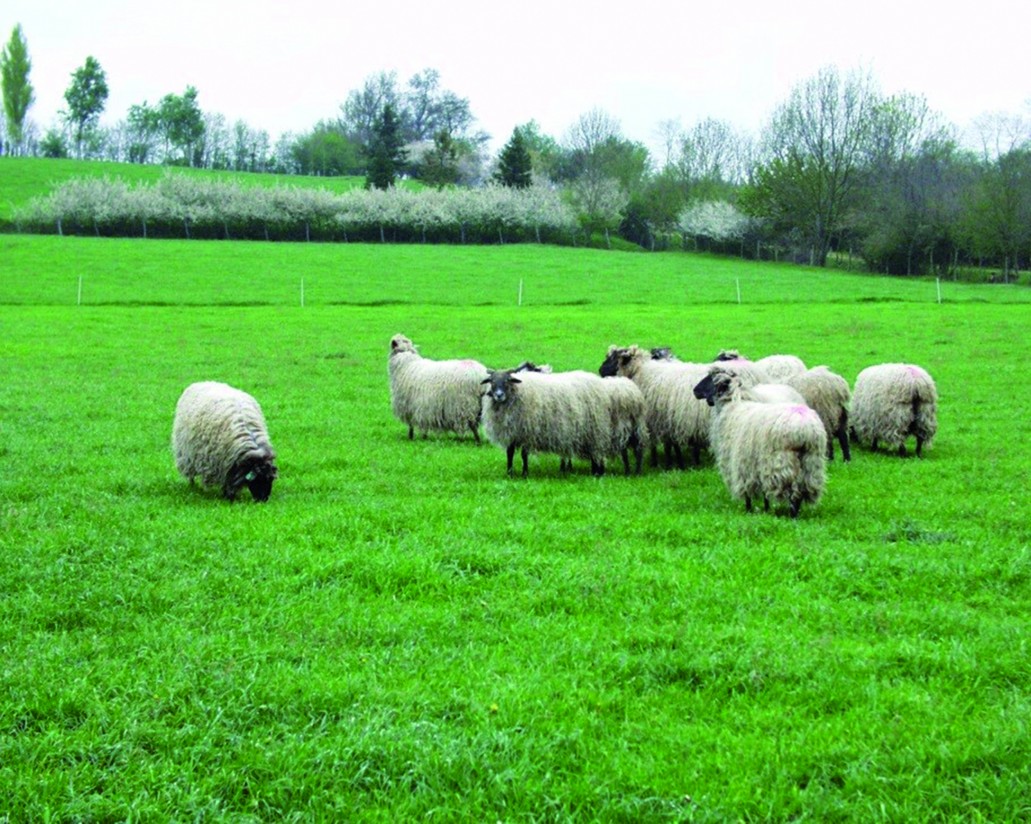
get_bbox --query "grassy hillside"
[0,157,366,223]
[1,239,1028,819]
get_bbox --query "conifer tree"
[365,103,407,189]
[495,127,533,188]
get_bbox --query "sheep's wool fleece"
[482,370,609,463]
[617,347,711,450]
[172,381,274,489]
[713,399,828,508]
[388,338,487,437]
[850,363,937,449]
[783,366,851,436]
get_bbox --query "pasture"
[1,236,1028,820]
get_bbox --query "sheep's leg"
[745,495,753,512]
[506,444,516,475]
[650,444,660,467]
[690,441,701,467]
[521,447,530,477]
[408,424,414,440]
[469,421,481,443]
[837,425,851,462]
[763,496,770,512]
[591,459,605,477]
[621,448,631,475]
[790,498,802,518]
[673,444,685,470]
[633,443,644,475]
[826,437,834,461]
[871,437,878,452]
[663,439,675,469]
[915,436,924,457]
[898,443,908,457]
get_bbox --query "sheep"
[388,334,488,442]
[480,368,610,476]
[172,381,278,502]
[782,366,852,461]
[849,363,938,457]
[599,375,649,474]
[694,364,827,517]
[715,350,807,382]
[605,345,711,469]
[599,345,676,377]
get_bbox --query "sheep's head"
[650,346,675,361]
[715,348,747,362]
[481,369,520,404]
[693,365,739,407]
[513,360,551,374]
[227,449,278,502]
[597,345,623,377]
[390,334,417,356]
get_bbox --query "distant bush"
[13,172,580,245]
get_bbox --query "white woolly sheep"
[606,345,711,469]
[694,364,827,518]
[172,381,278,502]
[850,363,938,457]
[782,366,852,461]
[715,350,807,382]
[480,368,611,476]
[388,334,488,442]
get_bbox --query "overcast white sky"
[9,0,1031,155]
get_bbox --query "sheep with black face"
[172,381,278,502]
[480,368,610,476]
[694,364,827,518]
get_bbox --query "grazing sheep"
[606,345,711,469]
[694,365,827,518]
[783,366,852,461]
[388,334,488,442]
[172,381,278,502]
[850,363,938,457]
[480,368,610,476]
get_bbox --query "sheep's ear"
[509,375,521,384]
[480,376,492,384]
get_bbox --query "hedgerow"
[12,172,580,244]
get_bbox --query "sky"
[8,0,1031,157]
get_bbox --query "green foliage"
[418,129,460,189]
[157,86,205,167]
[494,127,533,189]
[0,23,34,149]
[0,239,1028,820]
[62,55,109,158]
[364,103,407,190]
[291,122,361,176]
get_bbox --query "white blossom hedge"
[13,173,581,244]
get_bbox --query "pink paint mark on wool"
[906,365,928,379]
[790,405,817,420]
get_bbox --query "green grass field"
[1,235,1029,820]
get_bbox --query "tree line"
[2,23,1030,279]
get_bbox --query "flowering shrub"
[14,172,579,244]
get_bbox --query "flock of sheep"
[168,333,939,518]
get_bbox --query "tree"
[746,66,878,266]
[1,24,34,153]
[124,102,160,163]
[341,71,401,147]
[292,121,360,176]
[495,127,532,188]
[63,55,108,158]
[158,86,205,166]
[365,103,407,189]
[420,129,460,189]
